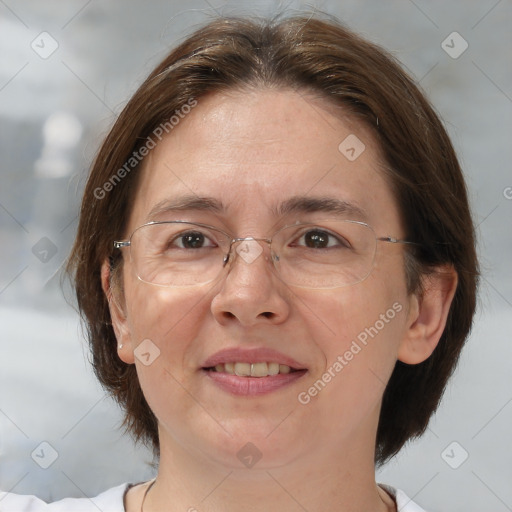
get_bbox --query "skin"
[102,88,457,512]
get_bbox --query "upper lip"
[201,348,306,370]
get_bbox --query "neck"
[143,419,394,512]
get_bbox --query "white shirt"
[0,483,427,511]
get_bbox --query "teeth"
[210,362,295,377]
[268,362,279,375]
[234,362,251,376]
[279,364,291,374]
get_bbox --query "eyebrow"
[146,194,367,222]
[274,196,368,221]
[147,195,224,220]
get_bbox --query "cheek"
[293,286,406,441]
[300,274,407,407]
[124,276,215,371]
[315,273,405,351]
[123,281,217,425]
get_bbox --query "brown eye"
[304,230,329,248]
[296,229,349,249]
[172,231,215,249]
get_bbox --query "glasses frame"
[113,220,417,289]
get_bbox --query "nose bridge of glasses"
[224,237,273,267]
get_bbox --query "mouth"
[200,348,308,396]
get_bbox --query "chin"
[197,429,302,472]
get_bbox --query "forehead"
[128,88,402,233]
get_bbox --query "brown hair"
[66,13,479,466]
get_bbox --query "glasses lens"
[272,220,377,289]
[130,222,229,286]
[127,220,377,289]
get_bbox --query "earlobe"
[101,260,135,364]
[398,265,458,365]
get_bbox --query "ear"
[101,259,135,364]
[398,264,458,364]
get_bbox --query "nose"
[210,238,290,327]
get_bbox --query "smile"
[200,347,308,395]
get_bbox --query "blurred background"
[0,1,510,510]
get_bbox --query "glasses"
[113,220,416,289]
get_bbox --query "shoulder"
[0,483,129,512]
[378,483,429,512]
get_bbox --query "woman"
[1,13,478,512]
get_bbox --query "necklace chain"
[140,479,156,512]
[139,479,395,512]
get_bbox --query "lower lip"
[202,369,308,396]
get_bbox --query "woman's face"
[111,88,417,470]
